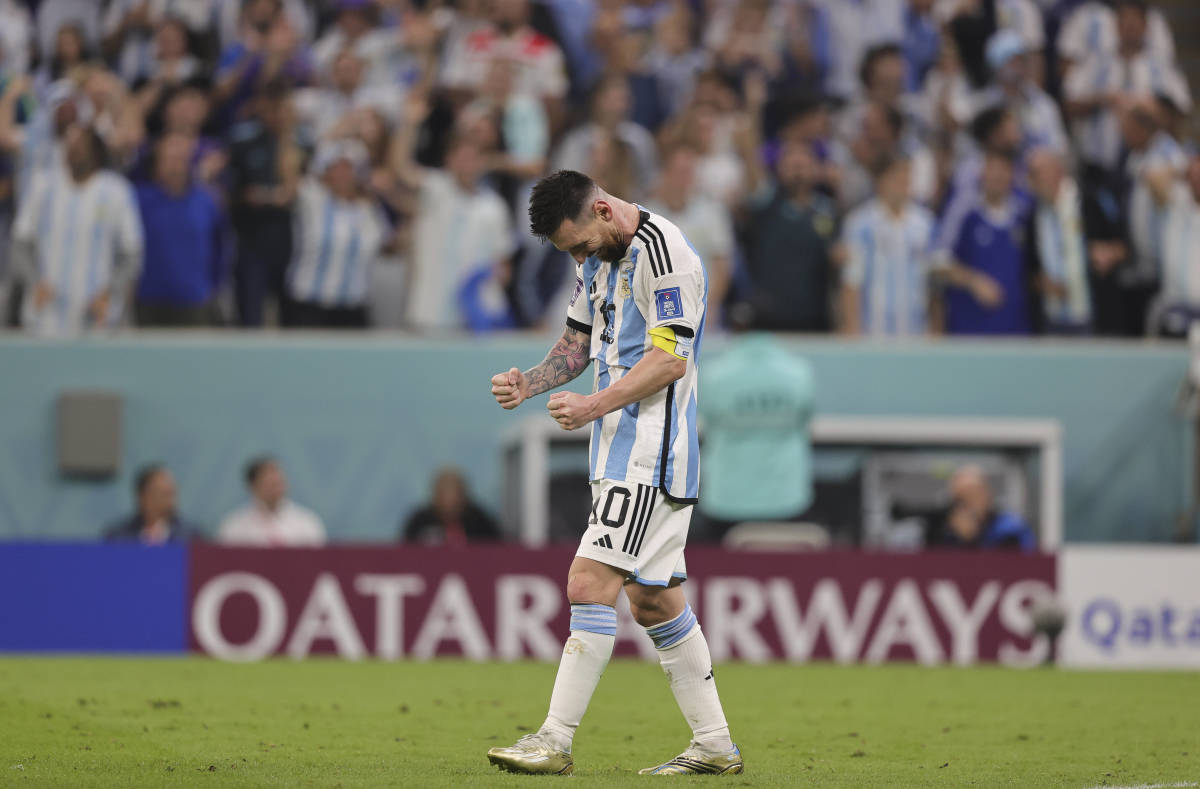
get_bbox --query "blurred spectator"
[137,80,225,187]
[399,467,500,545]
[400,104,516,332]
[1157,155,1200,337]
[812,0,904,101]
[643,142,734,325]
[1064,0,1190,173]
[932,104,1024,260]
[697,332,816,538]
[227,82,300,326]
[312,0,391,79]
[552,74,657,199]
[1057,0,1176,81]
[1025,148,1091,333]
[839,154,937,336]
[293,49,400,141]
[1121,96,1186,335]
[218,456,326,546]
[976,29,1068,156]
[832,101,936,210]
[0,0,32,81]
[36,0,102,60]
[134,132,229,327]
[102,3,204,86]
[439,0,568,111]
[104,463,199,544]
[939,152,1033,335]
[740,140,838,332]
[932,464,1036,551]
[902,0,940,93]
[12,124,143,336]
[284,139,388,328]
[213,0,311,130]
[33,23,92,98]
[463,56,549,189]
[646,9,708,121]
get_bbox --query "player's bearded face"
[590,217,626,263]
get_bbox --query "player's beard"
[596,242,626,263]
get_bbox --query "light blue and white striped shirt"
[13,168,143,336]
[1065,52,1191,170]
[842,199,934,336]
[287,179,388,307]
[565,209,707,502]
[1162,183,1200,309]
[1127,132,1187,285]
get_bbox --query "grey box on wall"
[58,390,122,477]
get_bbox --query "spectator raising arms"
[284,139,389,328]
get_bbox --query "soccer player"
[487,170,741,776]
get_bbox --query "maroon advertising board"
[189,545,1055,665]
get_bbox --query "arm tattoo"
[524,327,591,397]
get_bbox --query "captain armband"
[648,326,693,361]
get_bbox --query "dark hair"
[970,104,1011,146]
[528,170,596,240]
[859,43,903,89]
[1114,0,1148,15]
[135,464,167,496]
[244,456,276,486]
[871,152,909,181]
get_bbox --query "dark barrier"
[189,545,1055,666]
[0,543,187,652]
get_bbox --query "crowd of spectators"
[0,0,1196,338]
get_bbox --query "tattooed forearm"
[524,327,591,397]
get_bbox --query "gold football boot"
[486,732,574,775]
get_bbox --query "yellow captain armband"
[648,326,693,361]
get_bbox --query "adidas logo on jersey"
[592,535,613,549]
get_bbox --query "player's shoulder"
[634,209,701,276]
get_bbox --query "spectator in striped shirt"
[1025,148,1092,334]
[839,154,936,337]
[284,138,389,328]
[1063,0,1190,175]
[1156,154,1200,337]
[11,123,143,336]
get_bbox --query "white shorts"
[574,479,691,587]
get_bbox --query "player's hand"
[547,391,596,431]
[491,367,529,410]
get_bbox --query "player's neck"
[611,196,642,252]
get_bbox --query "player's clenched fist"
[547,391,596,431]
[491,367,529,409]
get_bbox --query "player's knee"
[627,596,671,628]
[566,570,609,604]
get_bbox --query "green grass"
[0,658,1197,788]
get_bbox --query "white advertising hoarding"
[1059,546,1200,669]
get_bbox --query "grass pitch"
[0,658,1196,788]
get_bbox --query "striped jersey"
[287,178,388,307]
[1064,52,1191,169]
[1126,132,1187,285]
[566,209,707,502]
[841,199,934,336]
[13,167,142,336]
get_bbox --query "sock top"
[645,604,698,649]
[570,603,617,637]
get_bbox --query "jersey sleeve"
[636,223,705,337]
[565,268,594,334]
